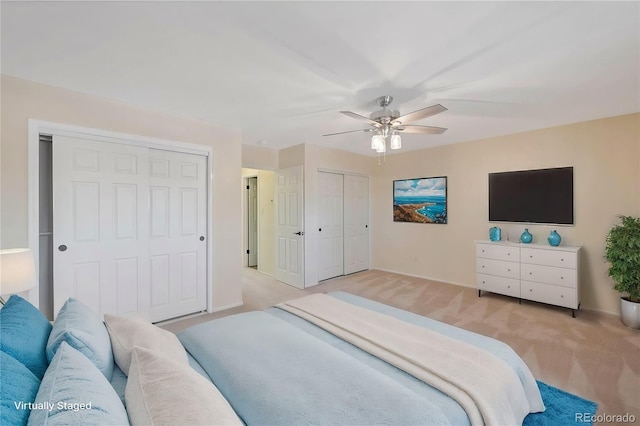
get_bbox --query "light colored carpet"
[161,268,639,424]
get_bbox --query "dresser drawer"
[521,280,577,309]
[477,274,520,298]
[520,248,576,269]
[476,244,519,262]
[521,264,577,288]
[476,259,520,279]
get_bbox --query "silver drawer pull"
[561,259,564,261]
[482,281,485,284]
[507,253,511,256]
[529,255,533,258]
[507,285,511,289]
[530,289,533,292]
[560,295,564,298]
[507,268,511,272]
[529,272,533,275]
[482,249,485,253]
[561,276,564,280]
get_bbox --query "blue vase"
[520,228,533,244]
[548,230,561,246]
[489,227,501,241]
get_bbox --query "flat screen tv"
[488,167,574,225]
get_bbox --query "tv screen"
[488,167,574,225]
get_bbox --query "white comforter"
[278,294,544,426]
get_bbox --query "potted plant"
[605,215,640,329]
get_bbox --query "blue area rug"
[524,380,598,426]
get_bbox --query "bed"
[0,291,545,425]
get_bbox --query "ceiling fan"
[323,96,447,152]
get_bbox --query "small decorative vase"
[489,226,501,242]
[520,228,533,244]
[547,230,561,247]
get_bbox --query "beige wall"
[0,76,244,311]
[242,144,279,170]
[241,168,276,276]
[278,144,305,169]
[371,113,640,315]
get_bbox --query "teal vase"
[548,230,561,246]
[489,227,501,241]
[520,228,533,244]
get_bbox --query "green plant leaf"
[605,215,640,303]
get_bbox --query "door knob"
[58,245,67,252]
[294,231,305,236]
[319,228,322,232]
[200,236,205,241]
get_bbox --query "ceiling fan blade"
[322,128,372,137]
[398,125,448,134]
[340,111,381,127]
[391,104,447,125]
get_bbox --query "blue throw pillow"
[27,342,129,426]
[46,298,114,380]
[0,295,52,379]
[0,352,41,426]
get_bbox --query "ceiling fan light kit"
[324,95,448,159]
[390,133,402,150]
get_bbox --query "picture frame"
[393,176,447,224]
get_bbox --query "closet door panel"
[148,149,207,322]
[318,172,344,281]
[53,135,150,318]
[344,175,369,275]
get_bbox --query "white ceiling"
[2,1,639,156]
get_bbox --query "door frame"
[27,119,215,312]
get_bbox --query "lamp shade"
[390,134,402,150]
[371,134,384,151]
[0,248,36,296]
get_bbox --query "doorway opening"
[247,176,258,269]
[241,168,276,277]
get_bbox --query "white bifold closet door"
[52,135,207,322]
[318,172,369,281]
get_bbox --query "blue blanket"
[178,292,541,425]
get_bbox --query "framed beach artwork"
[393,176,447,224]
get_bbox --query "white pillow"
[126,346,243,426]
[104,314,188,375]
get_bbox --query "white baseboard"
[374,268,620,317]
[209,301,244,313]
[374,268,476,289]
[578,305,618,317]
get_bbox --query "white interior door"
[275,166,304,288]
[318,172,344,281]
[148,149,207,322]
[53,135,150,318]
[344,175,370,275]
[247,177,258,267]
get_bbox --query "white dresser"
[475,240,581,317]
